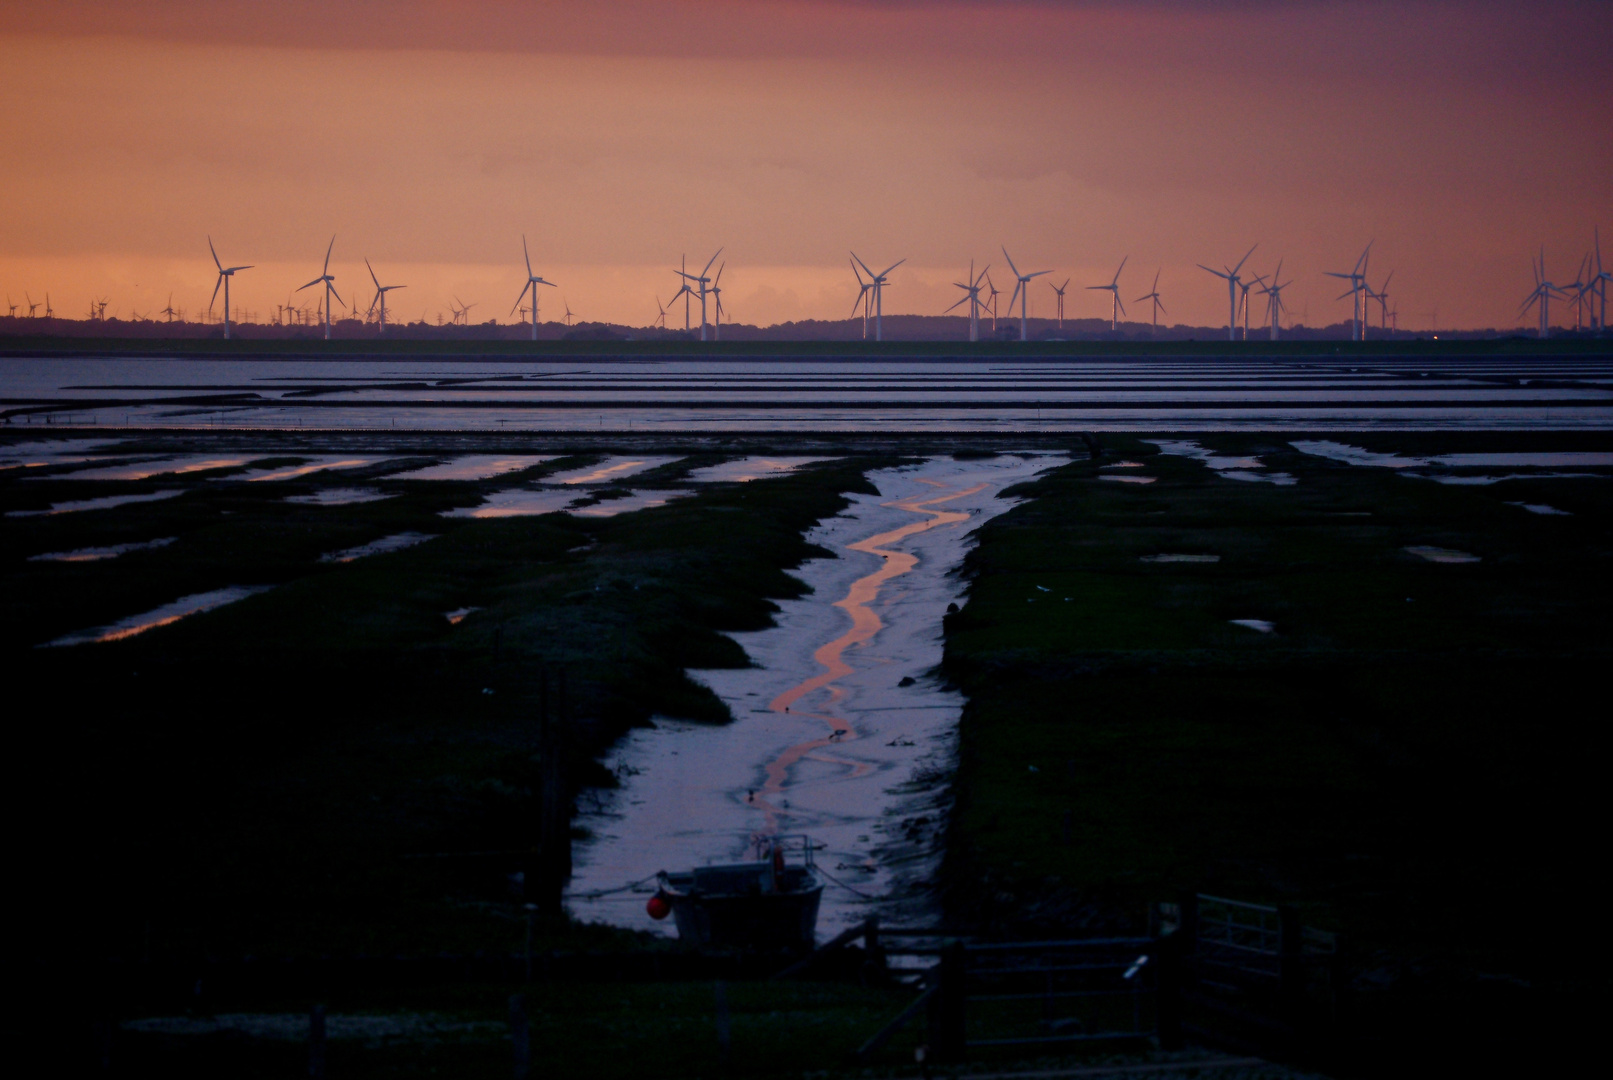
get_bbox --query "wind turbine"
[160,294,178,324]
[944,260,990,342]
[850,259,872,340]
[984,273,1001,334]
[562,299,575,327]
[452,297,478,326]
[674,248,722,341]
[25,293,39,318]
[1198,245,1257,343]
[1002,247,1050,342]
[43,293,53,319]
[1368,270,1395,332]
[1135,270,1166,336]
[654,295,668,330]
[1049,278,1070,330]
[710,263,726,341]
[365,259,405,335]
[1086,256,1128,332]
[850,253,905,342]
[512,236,557,341]
[1255,261,1293,341]
[1520,249,1567,339]
[1590,227,1609,332]
[209,236,254,340]
[296,236,341,340]
[1238,274,1264,341]
[1323,242,1372,342]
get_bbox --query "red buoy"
[646,892,671,920]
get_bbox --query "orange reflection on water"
[753,479,987,833]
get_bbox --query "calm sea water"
[3,355,1611,430]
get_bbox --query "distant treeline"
[0,313,1596,342]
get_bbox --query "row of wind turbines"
[184,229,1613,342]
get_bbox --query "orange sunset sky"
[2,1,1609,332]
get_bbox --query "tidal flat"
[4,425,1609,1076]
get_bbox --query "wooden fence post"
[863,916,886,982]
[509,993,530,1080]
[308,1005,326,1080]
[1154,932,1184,1051]
[927,941,967,1062]
[714,981,733,1070]
[1278,904,1304,1030]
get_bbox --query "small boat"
[650,835,824,950]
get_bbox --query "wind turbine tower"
[850,253,905,342]
[851,260,871,340]
[1238,275,1265,341]
[1369,270,1394,332]
[944,261,990,342]
[512,236,557,341]
[1256,261,1293,341]
[1050,278,1070,330]
[710,263,726,341]
[674,249,723,342]
[1589,228,1609,332]
[1323,242,1372,342]
[1086,256,1128,332]
[1135,270,1166,336]
[1002,247,1050,342]
[1198,245,1257,343]
[1520,249,1567,339]
[365,259,406,335]
[208,236,252,340]
[297,236,342,341]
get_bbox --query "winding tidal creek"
[566,454,1065,937]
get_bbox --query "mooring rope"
[814,864,880,900]
[563,872,662,901]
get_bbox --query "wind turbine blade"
[851,252,875,278]
[702,247,723,276]
[1199,264,1229,279]
[523,235,534,277]
[879,258,906,278]
[1001,247,1021,278]
[714,262,724,286]
[1112,255,1128,285]
[944,295,970,314]
[297,278,322,292]
[323,235,335,275]
[1232,244,1257,275]
[850,258,866,285]
[1086,285,1108,291]
[209,236,223,272]
[227,265,252,273]
[367,258,380,289]
[1116,296,1127,317]
[1152,268,1161,291]
[210,275,223,311]
[511,282,531,315]
[328,284,344,307]
[1336,288,1359,302]
[1156,299,1168,315]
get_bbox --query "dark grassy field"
[7,429,1610,1075]
[3,451,886,971]
[939,433,1612,1072]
